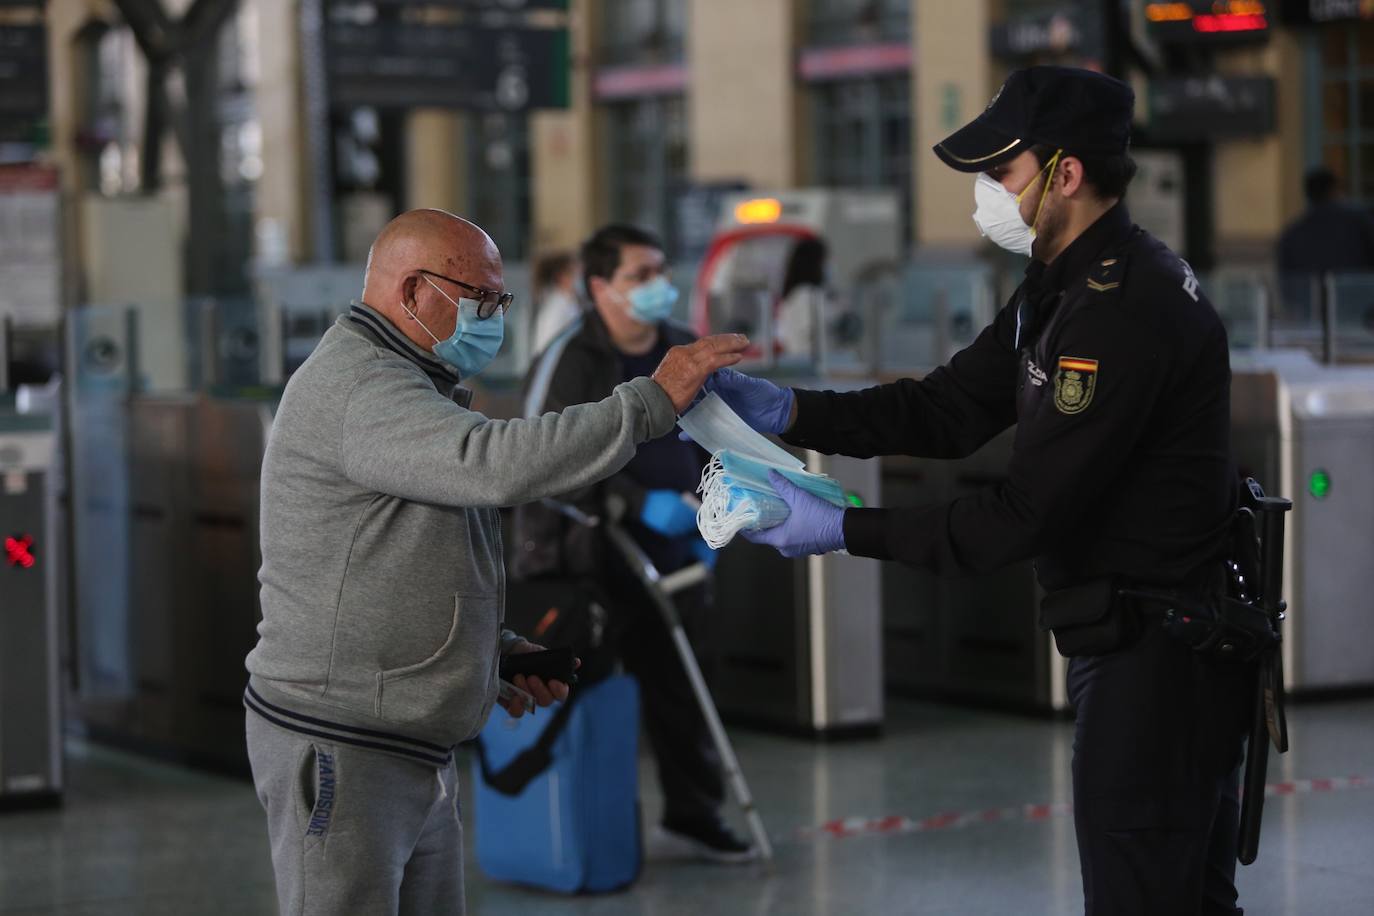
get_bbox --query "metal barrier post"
[0,316,10,393]
[1323,272,1337,364]
[932,286,950,365]
[199,299,220,388]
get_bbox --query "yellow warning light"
[735,198,782,224]
[1145,2,1193,21]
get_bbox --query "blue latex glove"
[640,489,700,538]
[690,536,719,570]
[742,471,846,558]
[702,368,795,434]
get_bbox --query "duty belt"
[1118,479,1290,867]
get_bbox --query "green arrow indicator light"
[845,492,865,508]
[1309,469,1331,500]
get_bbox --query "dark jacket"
[511,308,698,581]
[1277,201,1374,275]
[1276,201,1374,314]
[785,204,1235,591]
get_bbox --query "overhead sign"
[0,9,48,144]
[1148,76,1276,140]
[1279,0,1374,23]
[364,0,568,7]
[324,2,570,111]
[990,9,1084,58]
[327,22,569,110]
[1145,1,1272,43]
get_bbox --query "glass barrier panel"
[1327,271,1374,361]
[879,264,994,373]
[65,305,135,701]
[1201,269,1269,351]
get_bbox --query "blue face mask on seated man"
[402,274,505,378]
[622,276,679,324]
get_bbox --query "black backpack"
[478,575,617,796]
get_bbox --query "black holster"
[1039,577,1141,658]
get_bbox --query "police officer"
[696,67,1253,915]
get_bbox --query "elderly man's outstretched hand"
[651,334,751,414]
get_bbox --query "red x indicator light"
[4,534,36,569]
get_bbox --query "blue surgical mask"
[622,276,679,323]
[402,274,505,378]
[681,392,848,547]
[695,449,849,548]
[718,450,848,506]
[677,392,804,469]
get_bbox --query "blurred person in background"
[1277,167,1374,319]
[513,223,756,864]
[243,209,748,915]
[775,236,830,360]
[532,250,581,355]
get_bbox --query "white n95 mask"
[972,149,1061,257]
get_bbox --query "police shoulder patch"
[1054,356,1098,414]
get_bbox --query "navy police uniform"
[782,68,1253,915]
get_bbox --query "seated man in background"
[513,224,756,864]
[244,208,748,916]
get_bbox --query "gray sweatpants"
[245,711,465,916]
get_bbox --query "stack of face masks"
[678,393,849,549]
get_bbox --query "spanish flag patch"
[1054,357,1098,414]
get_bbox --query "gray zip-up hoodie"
[244,303,676,766]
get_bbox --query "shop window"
[601,0,686,67]
[604,96,688,252]
[1317,23,1374,203]
[806,0,910,46]
[811,76,912,239]
[467,113,531,262]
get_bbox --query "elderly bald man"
[243,209,747,916]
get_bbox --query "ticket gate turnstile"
[1232,351,1374,692]
[0,414,62,808]
[710,446,885,737]
[878,430,1062,714]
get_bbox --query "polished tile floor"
[2,698,1372,915]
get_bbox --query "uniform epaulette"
[1085,255,1126,294]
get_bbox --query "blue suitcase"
[472,674,641,893]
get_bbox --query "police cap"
[934,66,1135,173]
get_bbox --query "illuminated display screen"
[1145,1,1272,42]
[4,534,36,569]
[1279,0,1374,25]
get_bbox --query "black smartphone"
[499,646,578,685]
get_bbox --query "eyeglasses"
[419,269,514,320]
